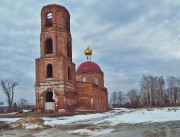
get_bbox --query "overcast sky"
[1,0,180,104]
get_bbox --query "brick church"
[35,4,108,113]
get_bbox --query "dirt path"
[106,121,180,137]
[0,128,79,137]
[1,121,180,137]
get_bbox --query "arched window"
[94,77,98,85]
[82,76,87,82]
[46,13,52,27]
[45,38,53,54]
[68,67,71,80]
[46,64,53,78]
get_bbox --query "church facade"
[35,4,108,113]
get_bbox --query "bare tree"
[140,75,149,106]
[18,98,29,109]
[166,76,180,105]
[127,89,141,108]
[110,91,118,107]
[140,75,165,107]
[176,77,180,105]
[167,76,174,105]
[0,79,19,112]
[157,76,165,106]
[117,91,125,106]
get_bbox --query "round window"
[47,13,52,19]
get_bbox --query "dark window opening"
[66,18,70,31]
[68,67,71,80]
[47,64,53,78]
[45,38,53,54]
[67,41,72,58]
[45,91,55,102]
[46,13,52,27]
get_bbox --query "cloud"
[1,0,180,103]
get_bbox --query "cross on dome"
[84,46,92,61]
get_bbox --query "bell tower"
[35,4,76,113]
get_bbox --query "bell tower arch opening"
[46,64,53,78]
[45,38,53,54]
[46,13,53,27]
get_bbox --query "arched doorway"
[45,91,54,102]
[45,90,55,111]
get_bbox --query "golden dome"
[84,47,92,55]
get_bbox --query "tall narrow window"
[94,77,98,85]
[47,64,53,78]
[67,41,72,58]
[46,13,52,27]
[45,38,53,54]
[68,67,71,80]
[66,17,70,31]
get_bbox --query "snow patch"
[24,123,40,129]
[10,117,48,129]
[43,112,110,126]
[0,118,21,123]
[21,109,32,113]
[94,107,180,126]
[0,112,18,115]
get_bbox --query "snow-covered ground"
[95,107,180,126]
[0,107,180,137]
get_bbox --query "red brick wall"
[76,71,104,87]
[76,81,108,111]
[36,57,75,84]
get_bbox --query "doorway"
[45,91,55,111]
